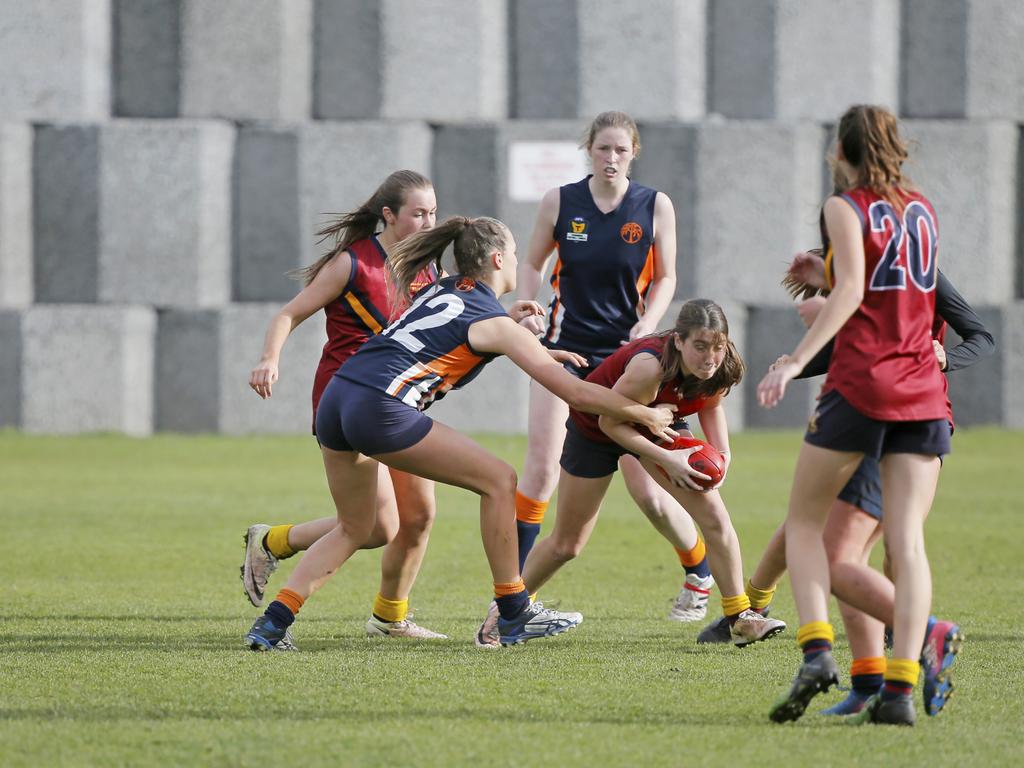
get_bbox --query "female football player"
[510,112,712,631]
[512,299,785,647]
[759,105,951,726]
[244,215,678,650]
[241,170,449,642]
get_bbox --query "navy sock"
[851,673,884,697]
[802,639,831,662]
[684,557,712,579]
[881,681,913,701]
[265,600,296,628]
[516,521,541,572]
[495,589,530,621]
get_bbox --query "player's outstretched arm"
[249,254,352,399]
[468,316,677,440]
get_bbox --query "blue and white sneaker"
[820,688,876,715]
[498,601,582,646]
[921,617,963,716]
[246,615,289,651]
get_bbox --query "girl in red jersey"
[515,299,786,647]
[512,112,712,630]
[759,105,950,726]
[244,216,678,650]
[240,170,450,642]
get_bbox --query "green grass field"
[2,428,1022,767]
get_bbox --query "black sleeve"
[794,339,833,379]
[935,270,996,373]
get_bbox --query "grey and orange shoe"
[731,609,786,647]
[366,616,448,639]
[240,524,278,607]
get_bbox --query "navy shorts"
[559,418,692,480]
[837,457,883,520]
[314,377,433,455]
[804,389,951,460]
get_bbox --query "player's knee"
[550,537,586,563]
[397,503,436,539]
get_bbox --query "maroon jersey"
[570,335,723,443]
[822,188,947,421]
[312,235,435,419]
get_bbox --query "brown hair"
[387,215,509,302]
[580,111,641,158]
[658,299,744,398]
[292,170,432,285]
[833,105,912,211]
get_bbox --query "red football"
[655,436,725,490]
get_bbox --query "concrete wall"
[4,0,1022,434]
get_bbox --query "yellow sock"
[796,621,834,647]
[745,578,776,610]
[372,593,409,623]
[721,593,751,618]
[265,524,296,559]
[885,658,920,687]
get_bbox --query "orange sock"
[675,538,706,568]
[275,588,305,617]
[515,491,548,524]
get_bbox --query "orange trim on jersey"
[547,250,563,340]
[824,244,835,291]
[392,344,483,398]
[344,291,384,335]
[635,245,655,314]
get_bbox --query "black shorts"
[558,418,692,480]
[805,389,951,460]
[837,457,883,520]
[315,377,433,455]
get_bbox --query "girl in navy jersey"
[510,112,712,636]
[759,105,950,726]
[245,216,678,650]
[240,170,450,642]
[513,299,785,647]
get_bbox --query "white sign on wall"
[508,141,589,202]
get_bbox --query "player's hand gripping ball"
[656,436,725,490]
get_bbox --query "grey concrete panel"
[642,121,825,305]
[710,0,898,119]
[236,121,432,301]
[157,304,327,434]
[0,0,111,120]
[380,0,507,120]
[180,0,312,120]
[33,125,101,303]
[945,304,1024,428]
[0,311,22,428]
[35,122,233,307]
[0,124,32,307]
[901,0,968,118]
[774,0,899,120]
[903,0,1024,119]
[429,357,529,435]
[510,0,579,119]
[708,0,776,119]
[113,0,181,117]
[21,305,156,435]
[902,121,1018,304]
[312,0,382,118]
[577,0,705,121]
[742,306,820,429]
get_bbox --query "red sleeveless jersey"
[312,236,435,418]
[822,188,947,421]
[570,335,723,443]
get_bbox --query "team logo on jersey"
[455,277,476,292]
[620,222,643,244]
[566,217,589,242]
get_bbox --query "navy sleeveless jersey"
[544,176,658,359]
[336,275,507,410]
